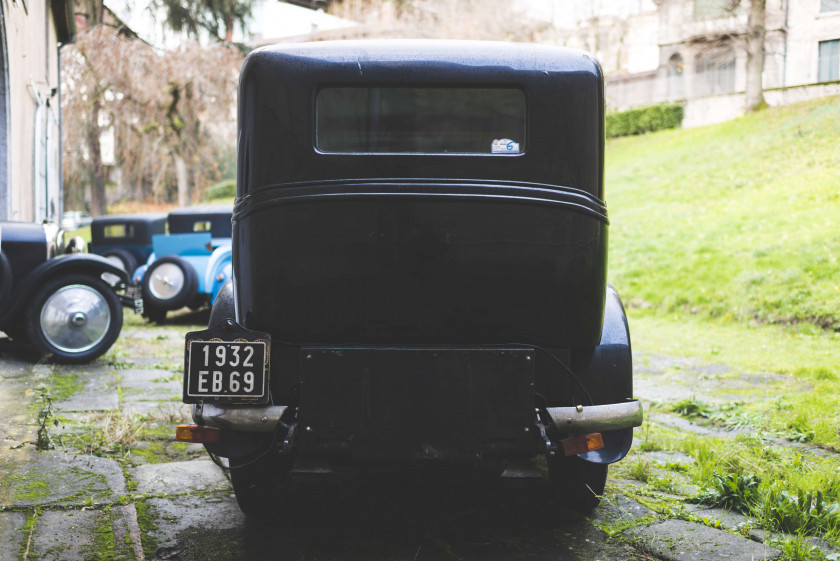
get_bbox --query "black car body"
[0,221,129,363]
[89,213,167,275]
[178,40,643,514]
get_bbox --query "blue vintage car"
[132,205,232,322]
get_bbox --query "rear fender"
[569,285,636,465]
[0,254,127,325]
[205,247,232,303]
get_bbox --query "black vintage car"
[0,221,130,363]
[89,213,167,276]
[176,40,643,515]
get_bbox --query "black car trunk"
[234,180,608,349]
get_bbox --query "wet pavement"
[0,312,813,560]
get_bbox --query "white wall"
[2,0,62,223]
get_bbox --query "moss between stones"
[19,509,40,560]
[86,505,116,561]
[134,500,160,560]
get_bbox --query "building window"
[668,54,685,99]
[818,40,840,82]
[695,52,736,95]
[820,0,840,13]
[694,0,738,19]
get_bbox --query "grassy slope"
[607,95,840,330]
[606,100,840,553]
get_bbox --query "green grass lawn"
[607,95,840,330]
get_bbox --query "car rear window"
[104,224,134,238]
[315,87,526,155]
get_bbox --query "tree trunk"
[225,14,235,43]
[87,98,107,217]
[745,0,766,112]
[175,153,190,207]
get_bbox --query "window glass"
[193,221,212,233]
[693,0,738,19]
[820,0,840,12]
[316,87,526,155]
[818,39,840,82]
[104,224,133,238]
[695,53,736,96]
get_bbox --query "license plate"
[183,322,271,404]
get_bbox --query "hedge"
[203,179,236,201]
[606,102,684,138]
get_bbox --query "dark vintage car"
[132,205,233,323]
[0,221,130,363]
[176,40,643,515]
[89,213,167,276]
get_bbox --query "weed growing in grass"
[758,488,840,537]
[628,459,650,483]
[671,396,712,419]
[772,535,825,561]
[694,471,762,515]
[34,385,60,451]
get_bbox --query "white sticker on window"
[491,138,520,154]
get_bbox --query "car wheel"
[229,452,294,516]
[25,274,123,364]
[0,251,12,316]
[547,455,608,513]
[141,256,198,311]
[101,249,138,276]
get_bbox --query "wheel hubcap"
[70,312,87,327]
[40,285,111,353]
[149,263,185,301]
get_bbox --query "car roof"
[92,213,167,223]
[168,204,233,217]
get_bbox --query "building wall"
[786,0,840,85]
[1,0,62,223]
[606,0,840,126]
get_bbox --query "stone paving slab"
[592,495,656,527]
[120,400,191,419]
[53,362,116,378]
[30,509,104,561]
[120,369,181,402]
[624,519,782,560]
[112,503,145,561]
[131,459,230,496]
[0,511,27,559]
[0,452,126,508]
[143,494,249,561]
[641,450,696,467]
[684,505,755,532]
[53,372,119,412]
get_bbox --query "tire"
[24,274,123,364]
[547,456,609,513]
[141,256,197,311]
[0,251,12,316]
[229,452,294,516]
[101,249,138,276]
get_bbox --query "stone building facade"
[604,0,840,126]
